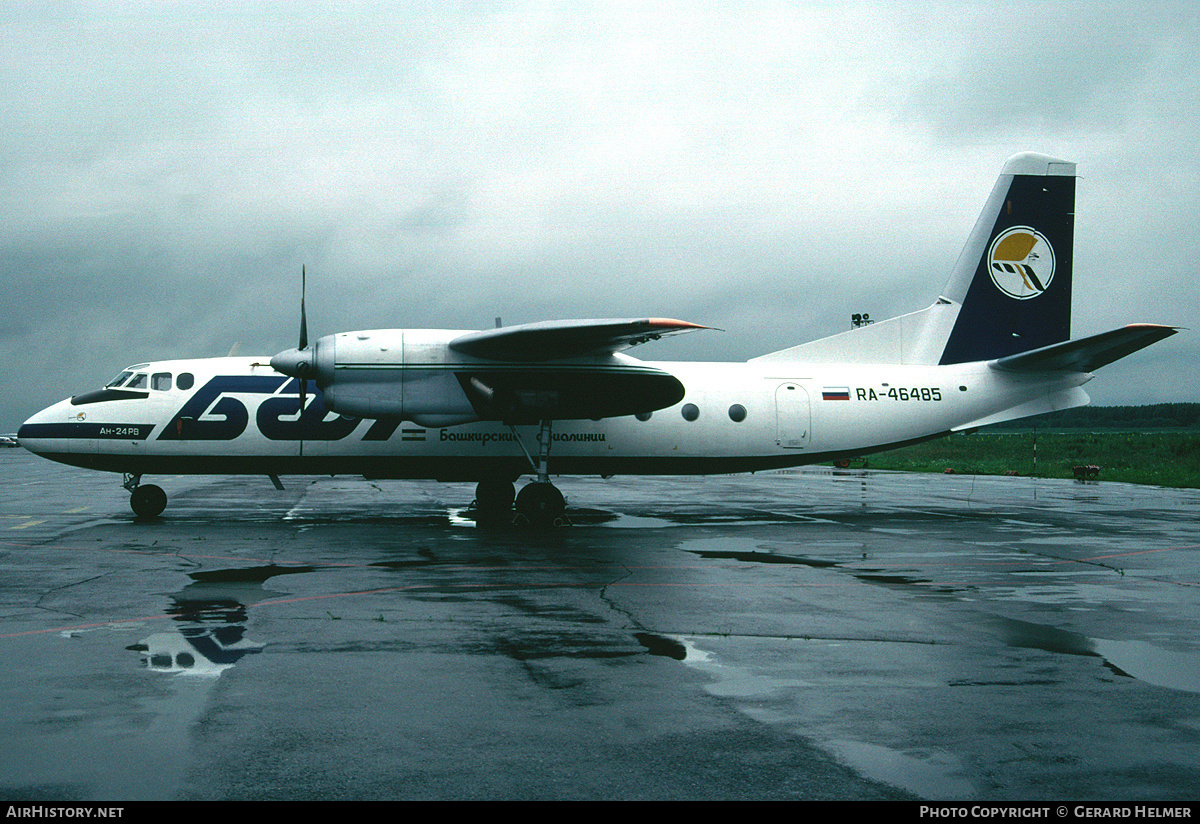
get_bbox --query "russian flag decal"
[822,387,851,401]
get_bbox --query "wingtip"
[1123,322,1183,336]
[647,318,722,332]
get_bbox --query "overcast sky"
[3,0,1197,429]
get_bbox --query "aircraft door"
[775,383,811,448]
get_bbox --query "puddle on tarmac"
[821,739,975,799]
[680,536,1200,696]
[676,637,973,798]
[995,616,1200,694]
[676,638,813,696]
[633,632,687,660]
[1091,638,1200,693]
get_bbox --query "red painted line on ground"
[1079,544,1200,562]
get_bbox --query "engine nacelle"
[315,329,480,426]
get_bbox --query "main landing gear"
[472,478,567,527]
[124,473,167,518]
[471,419,569,527]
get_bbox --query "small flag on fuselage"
[822,387,851,401]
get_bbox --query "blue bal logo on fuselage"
[987,226,1055,300]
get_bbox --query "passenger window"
[152,373,172,391]
[106,371,133,388]
[177,373,194,390]
[125,373,148,389]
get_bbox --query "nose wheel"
[124,474,168,518]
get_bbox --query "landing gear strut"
[124,473,167,518]
[512,419,568,526]
[473,420,569,527]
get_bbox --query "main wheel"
[515,481,565,525]
[130,484,167,518]
[474,479,516,520]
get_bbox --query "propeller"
[270,265,315,409]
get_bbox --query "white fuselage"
[18,354,1091,482]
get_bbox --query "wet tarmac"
[1,449,1198,801]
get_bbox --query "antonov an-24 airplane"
[19,153,1178,524]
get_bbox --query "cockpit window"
[125,373,148,389]
[177,373,194,391]
[106,371,133,388]
[152,373,172,391]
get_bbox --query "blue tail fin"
[938,153,1076,364]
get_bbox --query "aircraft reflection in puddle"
[131,628,263,676]
[126,565,304,676]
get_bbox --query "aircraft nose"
[16,417,37,454]
[17,399,72,455]
[270,347,315,379]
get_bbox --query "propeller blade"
[272,265,313,408]
[299,264,309,351]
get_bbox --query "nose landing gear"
[124,474,167,518]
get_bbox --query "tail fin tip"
[1001,152,1076,177]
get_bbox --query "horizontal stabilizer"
[952,386,1091,431]
[449,318,712,361]
[989,324,1178,373]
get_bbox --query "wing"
[445,318,713,422]
[448,318,712,361]
[990,324,1178,373]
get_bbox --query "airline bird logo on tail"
[988,226,1056,300]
